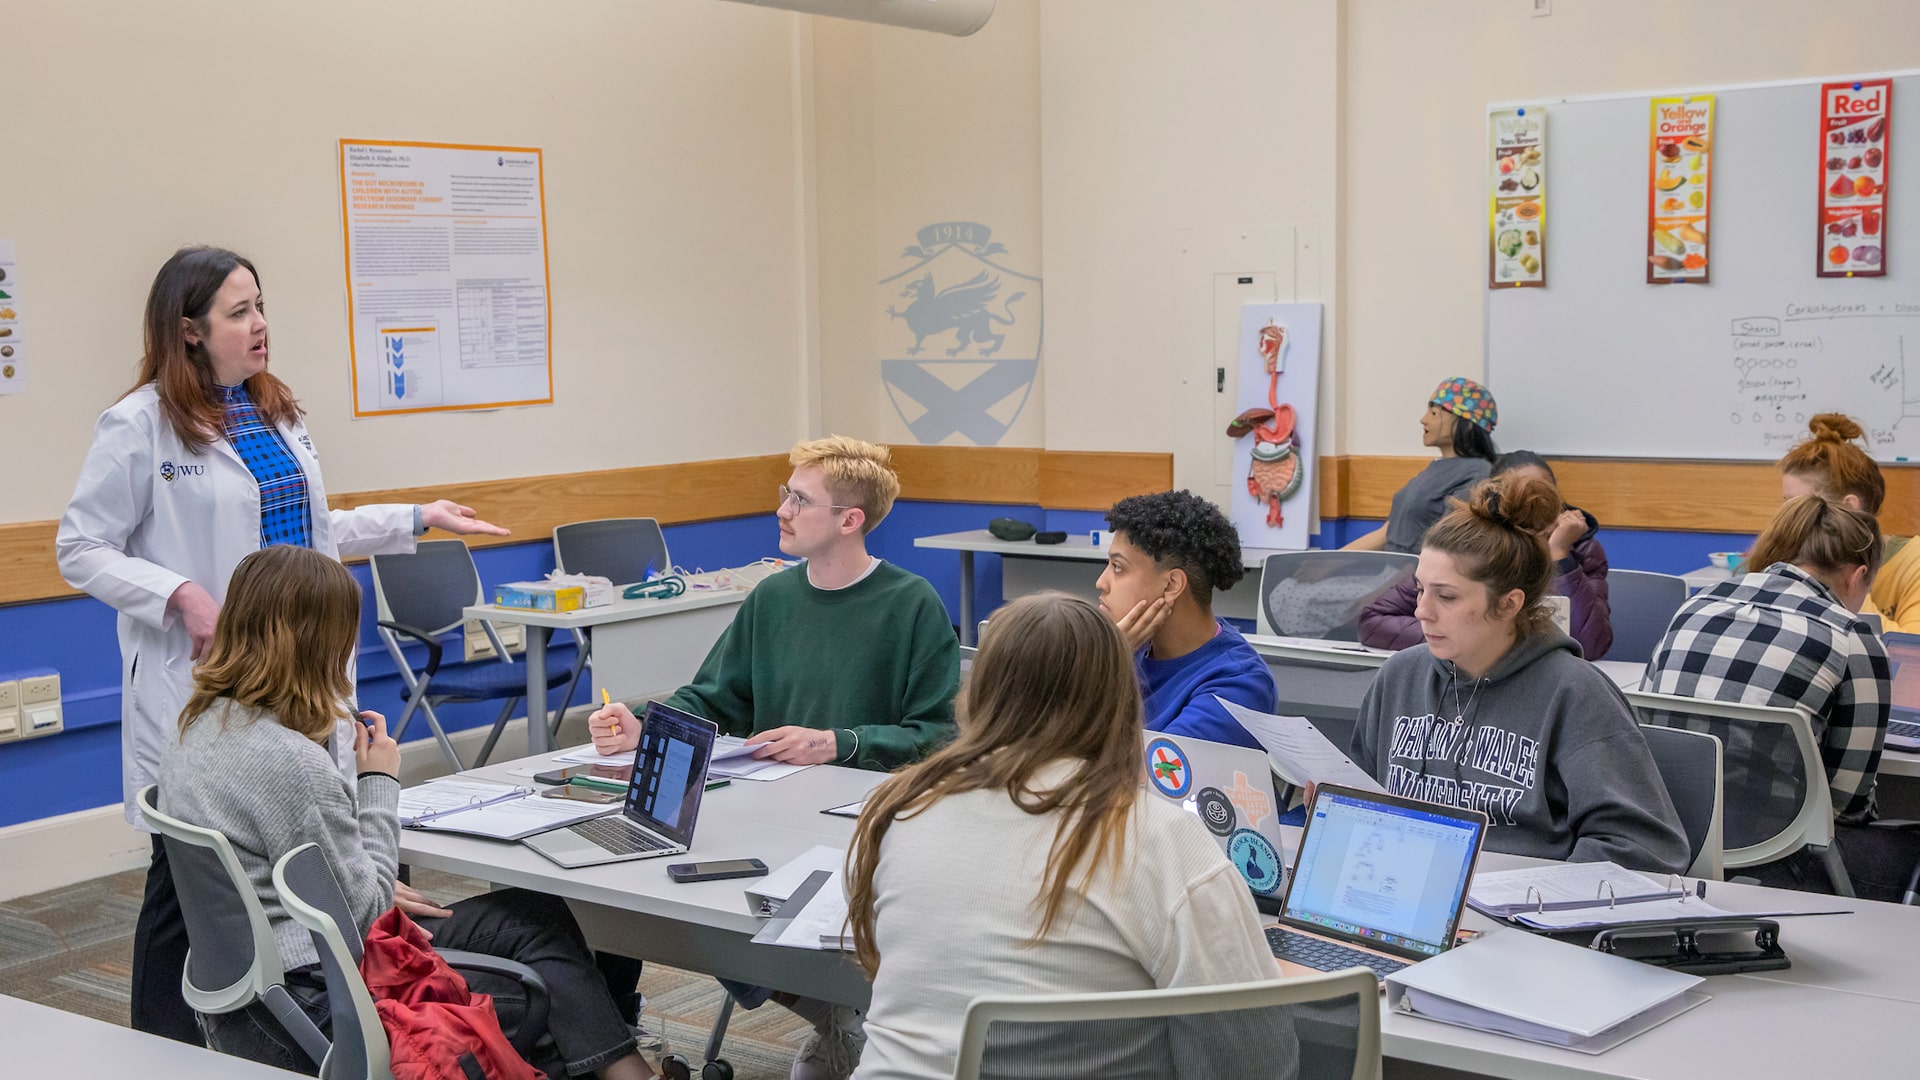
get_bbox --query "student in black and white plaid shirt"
[1645,495,1920,901]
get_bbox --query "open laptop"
[1142,732,1294,907]
[1881,632,1920,751]
[1264,784,1488,981]
[524,701,719,869]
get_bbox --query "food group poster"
[339,139,553,417]
[1489,108,1546,288]
[0,241,21,395]
[1818,79,1890,277]
[1647,95,1714,284]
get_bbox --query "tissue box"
[494,581,586,612]
[547,572,615,608]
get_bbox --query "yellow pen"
[595,688,612,736]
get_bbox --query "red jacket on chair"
[359,908,543,1080]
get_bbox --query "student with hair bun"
[1344,377,1499,554]
[1645,495,1920,900]
[1350,472,1688,873]
[1778,412,1920,633]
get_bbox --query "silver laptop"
[1265,784,1488,981]
[1142,731,1294,902]
[1882,632,1920,751]
[524,701,719,869]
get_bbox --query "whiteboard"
[1487,72,1920,462]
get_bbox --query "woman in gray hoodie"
[1349,472,1689,874]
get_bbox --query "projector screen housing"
[718,0,995,37]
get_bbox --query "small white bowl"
[1707,551,1744,571]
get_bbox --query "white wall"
[1038,0,1342,503]
[2,0,807,521]
[1343,0,1920,456]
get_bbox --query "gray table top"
[1,993,307,1077]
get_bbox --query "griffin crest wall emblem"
[881,222,1042,445]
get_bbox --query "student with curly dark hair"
[1097,490,1276,749]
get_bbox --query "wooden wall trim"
[9,448,1876,608]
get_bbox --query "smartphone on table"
[540,784,623,805]
[666,859,768,883]
[533,764,634,790]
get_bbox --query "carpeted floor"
[0,866,814,1079]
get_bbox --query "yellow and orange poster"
[1647,95,1714,285]
[339,139,553,417]
[1489,108,1546,288]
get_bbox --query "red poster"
[1817,79,1890,278]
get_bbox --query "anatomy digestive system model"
[1226,321,1303,528]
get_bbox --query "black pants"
[1742,822,1920,903]
[131,834,204,1046]
[204,888,639,1077]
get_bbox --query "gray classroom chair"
[1257,551,1416,640]
[1605,570,1690,664]
[553,517,672,588]
[274,842,551,1079]
[551,517,673,737]
[137,785,332,1068]
[952,970,1379,1080]
[1627,691,1850,893]
[1636,724,1726,880]
[370,539,581,770]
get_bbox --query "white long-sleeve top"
[853,761,1295,1080]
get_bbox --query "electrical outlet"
[464,620,524,661]
[0,680,19,741]
[20,672,59,704]
[18,671,61,738]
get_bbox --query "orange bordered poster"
[339,139,554,417]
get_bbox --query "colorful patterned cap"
[1430,377,1497,434]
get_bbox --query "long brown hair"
[1749,494,1884,585]
[127,246,302,448]
[1778,413,1886,514]
[1421,471,1561,638]
[844,592,1145,976]
[180,546,362,741]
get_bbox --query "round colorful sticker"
[1227,828,1285,896]
[1145,738,1193,799]
[1195,786,1236,836]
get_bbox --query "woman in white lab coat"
[56,245,507,1045]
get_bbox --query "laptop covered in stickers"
[1142,731,1295,911]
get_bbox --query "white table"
[405,751,1920,1080]
[463,589,747,756]
[399,754,884,1006]
[913,529,1292,644]
[1,993,306,1077]
[1682,565,1735,590]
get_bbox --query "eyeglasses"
[777,484,856,513]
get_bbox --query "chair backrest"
[369,539,485,638]
[952,970,1379,1080]
[553,518,671,587]
[1605,570,1690,664]
[136,785,285,1015]
[1257,551,1416,640]
[1625,690,1832,870]
[274,844,392,1080]
[1635,724,1725,880]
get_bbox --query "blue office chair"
[1606,570,1690,664]
[370,540,581,770]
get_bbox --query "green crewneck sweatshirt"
[664,560,959,770]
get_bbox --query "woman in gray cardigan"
[157,545,653,1079]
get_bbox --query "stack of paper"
[708,736,813,781]
[750,868,854,952]
[1385,930,1708,1053]
[396,778,618,840]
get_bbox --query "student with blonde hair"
[845,592,1294,1080]
[1646,495,1920,899]
[589,435,959,1078]
[1351,472,1688,873]
[1777,412,1920,633]
[158,546,654,1078]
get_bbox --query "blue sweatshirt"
[1138,620,1277,750]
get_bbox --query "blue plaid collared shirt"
[217,383,313,550]
[1643,561,1888,824]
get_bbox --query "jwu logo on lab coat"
[158,460,205,483]
[880,222,1041,446]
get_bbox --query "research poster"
[339,139,553,417]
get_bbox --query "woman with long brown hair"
[158,546,654,1079]
[56,246,507,1044]
[843,592,1292,1080]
